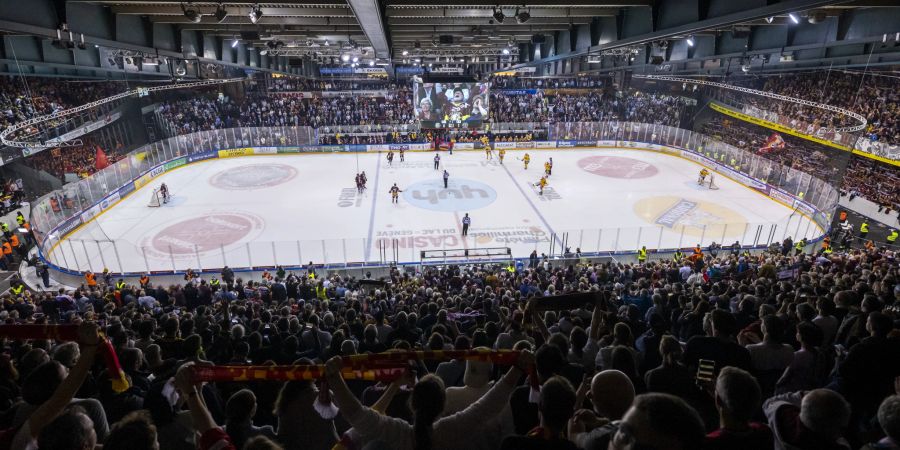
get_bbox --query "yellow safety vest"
[673,251,683,261]
[10,284,23,295]
[210,278,220,286]
[888,231,898,243]
[116,281,126,290]
[638,249,647,260]
[860,223,869,233]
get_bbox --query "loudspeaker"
[439,35,454,44]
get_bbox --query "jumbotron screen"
[413,82,489,128]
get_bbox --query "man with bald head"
[568,370,636,450]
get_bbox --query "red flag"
[95,146,109,170]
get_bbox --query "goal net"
[148,189,162,207]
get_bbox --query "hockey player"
[389,183,403,204]
[160,183,170,204]
[399,147,405,162]
[483,137,492,159]
[535,176,548,195]
[544,160,552,177]
[498,148,506,164]
[355,173,364,194]
[698,168,710,185]
[386,150,394,166]
[522,153,530,170]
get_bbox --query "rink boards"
[43,145,826,274]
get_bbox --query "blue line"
[500,162,558,243]
[364,155,382,262]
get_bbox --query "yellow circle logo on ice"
[634,196,748,238]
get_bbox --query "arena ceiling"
[0,0,899,77]
[62,0,900,64]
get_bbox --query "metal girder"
[386,0,651,6]
[387,17,594,25]
[110,5,354,16]
[147,16,360,25]
[508,0,851,68]
[385,7,618,18]
[345,0,391,59]
[67,0,347,4]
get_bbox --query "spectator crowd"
[0,236,898,450]
[701,116,900,211]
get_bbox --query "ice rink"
[48,148,822,273]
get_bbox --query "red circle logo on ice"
[577,156,658,179]
[209,164,297,190]
[150,212,263,255]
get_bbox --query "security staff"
[10,281,24,296]
[888,229,898,245]
[85,271,97,287]
[673,249,684,263]
[637,246,648,264]
[15,212,24,227]
[139,274,150,289]
[859,221,869,239]
[116,279,126,290]
[210,277,221,288]
[794,239,805,255]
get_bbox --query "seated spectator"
[706,367,774,450]
[764,388,852,450]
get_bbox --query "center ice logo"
[403,179,496,212]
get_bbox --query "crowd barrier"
[29,122,837,277]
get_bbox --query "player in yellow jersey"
[536,176,548,195]
[498,148,506,164]
[698,168,710,185]
[522,153,530,169]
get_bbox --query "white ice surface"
[50,148,821,272]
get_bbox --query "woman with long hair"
[274,359,339,450]
[323,350,533,450]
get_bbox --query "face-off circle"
[578,155,659,179]
[403,179,497,212]
[209,164,298,190]
[147,212,264,257]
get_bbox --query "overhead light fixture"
[788,12,799,24]
[259,49,267,56]
[214,3,228,22]
[414,58,421,63]
[502,48,510,55]
[248,4,262,24]
[231,37,239,48]
[515,7,530,24]
[741,63,751,73]
[341,54,350,62]
[492,6,505,24]
[323,40,329,46]
[369,60,375,66]
[182,3,203,23]
[352,56,359,62]
[765,16,774,23]
[686,36,694,47]
[402,49,409,56]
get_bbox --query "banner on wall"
[533,141,557,148]
[218,148,254,158]
[188,151,217,163]
[452,142,475,150]
[163,157,187,171]
[557,141,576,148]
[495,89,538,95]
[493,142,518,149]
[253,147,278,155]
[277,147,301,154]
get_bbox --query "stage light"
[686,36,694,47]
[369,60,375,66]
[765,16,774,23]
[231,38,239,48]
[492,6,505,24]
[788,13,799,24]
[341,54,350,62]
[502,48,510,55]
[352,56,359,62]
[182,3,202,23]
[214,3,228,22]
[515,7,530,24]
[248,4,262,24]
[402,50,409,56]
